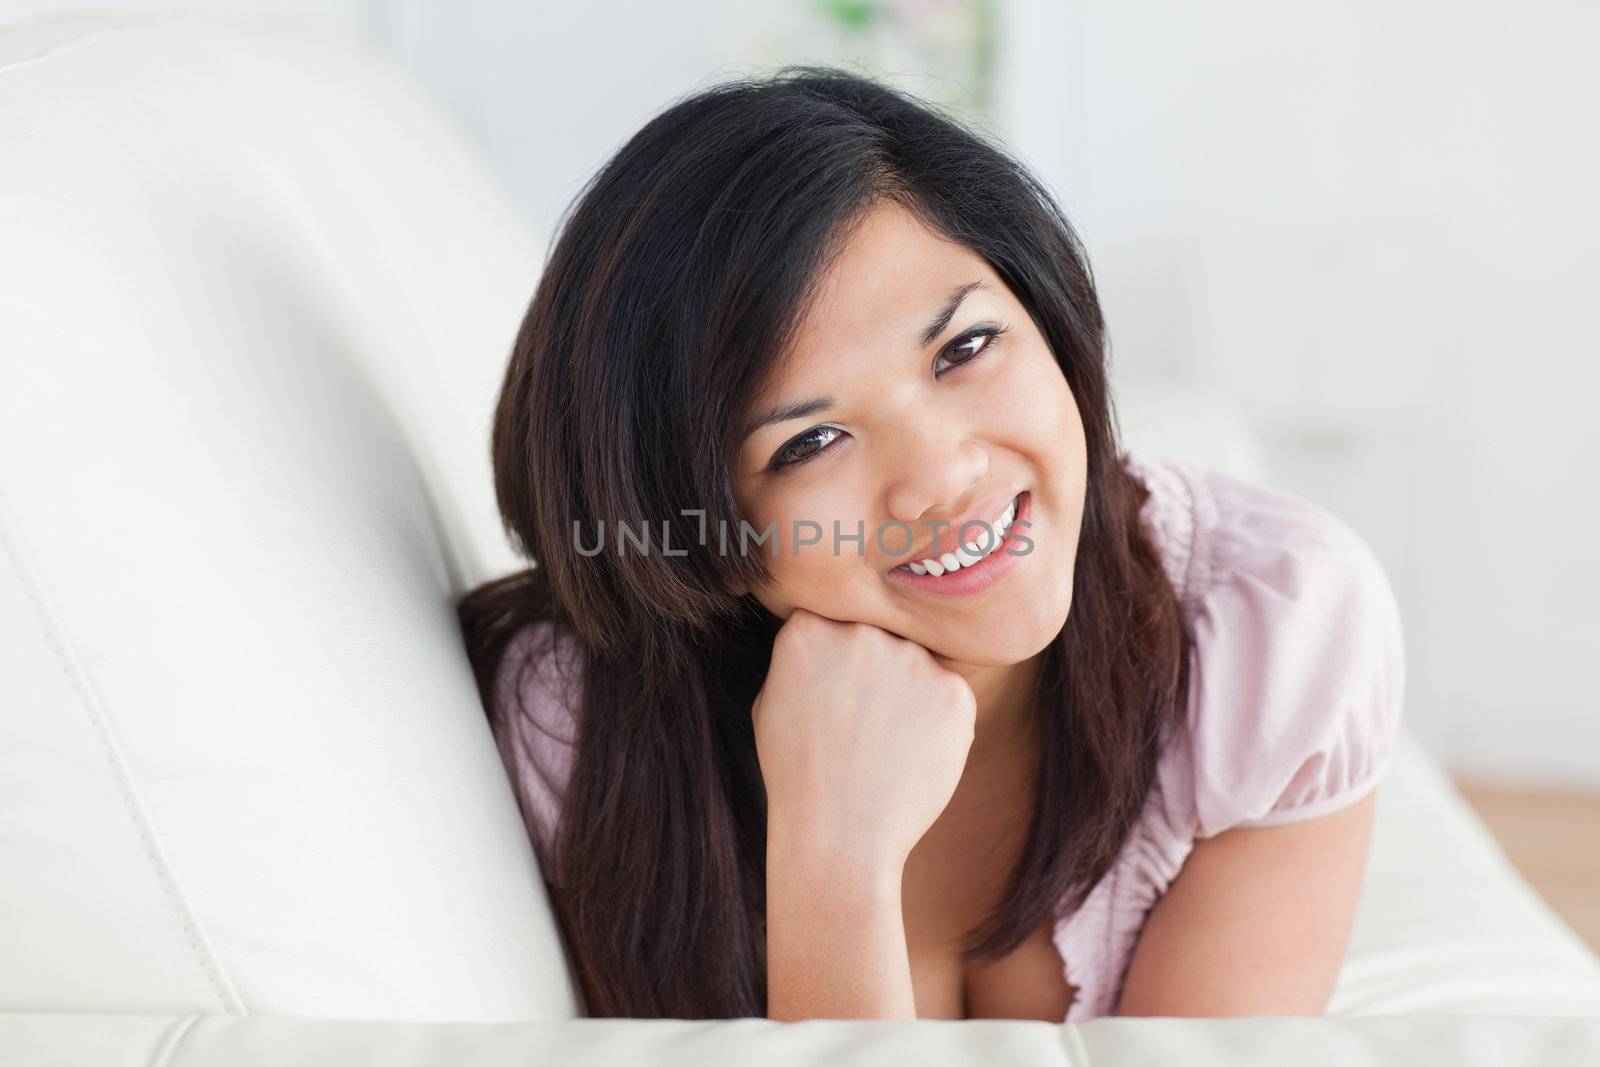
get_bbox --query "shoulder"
[494,620,585,738]
[490,620,585,882]
[1123,450,1210,605]
[1135,456,1407,838]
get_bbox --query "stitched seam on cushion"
[0,489,245,1013]
[1057,1020,1094,1065]
[0,24,115,77]
[150,1014,205,1067]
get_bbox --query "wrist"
[766,820,903,898]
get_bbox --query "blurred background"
[4,0,1594,941]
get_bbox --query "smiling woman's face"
[732,199,1088,667]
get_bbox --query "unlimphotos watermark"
[570,510,1035,560]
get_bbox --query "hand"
[751,608,977,876]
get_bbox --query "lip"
[888,488,1024,571]
[885,490,1033,598]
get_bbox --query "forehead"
[770,200,991,384]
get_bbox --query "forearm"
[764,831,916,1021]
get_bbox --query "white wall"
[366,0,739,244]
[996,0,1600,787]
[7,1,1595,786]
[0,0,365,37]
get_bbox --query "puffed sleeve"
[1182,468,1407,838]
[490,620,584,884]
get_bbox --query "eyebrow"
[740,280,988,444]
[918,280,986,348]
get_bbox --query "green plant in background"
[810,0,880,32]
[740,0,1000,119]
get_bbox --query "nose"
[884,427,990,528]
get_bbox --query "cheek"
[740,484,862,588]
[1002,345,1080,445]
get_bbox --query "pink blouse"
[489,450,1407,1021]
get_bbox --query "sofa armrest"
[3,1012,1077,1067]
[4,1011,1598,1067]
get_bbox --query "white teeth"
[895,493,1023,578]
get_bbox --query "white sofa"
[1,14,1597,1065]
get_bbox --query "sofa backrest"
[0,14,575,1020]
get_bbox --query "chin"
[934,645,1042,670]
[932,611,1065,666]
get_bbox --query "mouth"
[886,490,1032,597]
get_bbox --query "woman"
[457,66,1405,1023]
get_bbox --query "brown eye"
[933,324,1008,376]
[768,424,843,472]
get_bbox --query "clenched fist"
[751,608,977,875]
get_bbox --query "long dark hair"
[457,66,1190,1019]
